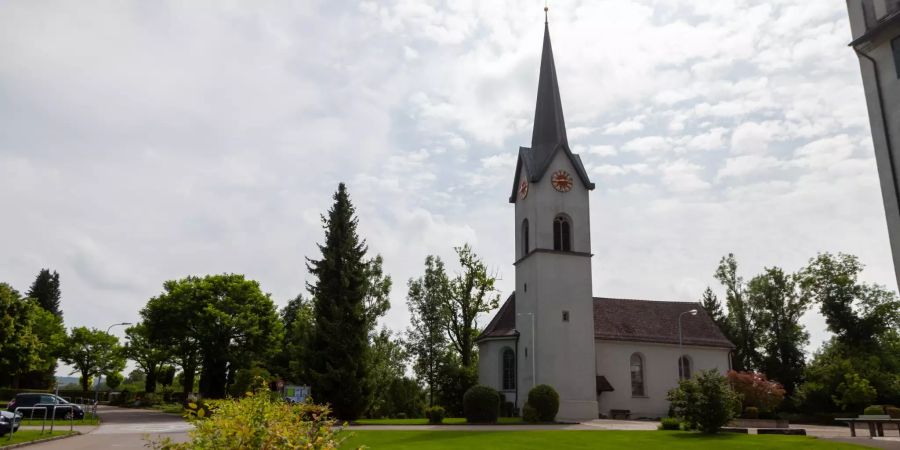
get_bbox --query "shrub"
[425,406,445,424]
[863,405,885,415]
[886,406,900,418]
[522,404,539,423]
[658,417,680,430]
[726,371,785,414]
[141,392,159,406]
[667,369,741,434]
[526,384,560,422]
[463,385,500,424]
[743,407,759,419]
[147,382,347,449]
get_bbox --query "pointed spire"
[530,13,567,154]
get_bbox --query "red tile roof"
[477,295,734,349]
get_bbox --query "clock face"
[518,180,529,199]
[551,170,574,192]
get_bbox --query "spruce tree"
[306,183,372,420]
[27,269,62,317]
[699,286,726,331]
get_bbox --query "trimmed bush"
[658,417,680,430]
[667,369,741,434]
[425,406,445,424]
[463,385,500,424]
[522,404,539,423]
[743,406,759,419]
[863,405,885,415]
[886,406,900,418]
[526,384,560,422]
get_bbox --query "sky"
[1,0,897,375]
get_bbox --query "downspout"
[855,47,900,226]
[514,332,520,413]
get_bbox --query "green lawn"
[354,417,524,425]
[340,430,865,449]
[1,430,76,447]
[19,416,99,426]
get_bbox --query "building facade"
[847,0,900,288]
[476,18,733,421]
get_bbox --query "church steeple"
[531,18,568,155]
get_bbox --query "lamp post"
[517,312,535,389]
[95,322,132,404]
[677,310,697,380]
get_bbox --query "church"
[476,16,733,421]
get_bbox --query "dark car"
[0,411,22,436]
[6,394,85,420]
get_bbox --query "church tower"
[510,14,599,420]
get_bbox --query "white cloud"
[717,154,784,180]
[622,136,670,155]
[603,116,645,135]
[659,159,710,193]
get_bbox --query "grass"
[340,430,867,449]
[354,417,524,425]
[0,430,76,447]
[19,416,99,426]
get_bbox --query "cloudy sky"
[1,0,896,372]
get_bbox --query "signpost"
[282,385,310,404]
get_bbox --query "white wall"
[594,339,731,418]
[477,337,519,405]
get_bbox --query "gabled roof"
[476,293,517,340]
[509,20,594,203]
[477,295,734,349]
[593,297,734,349]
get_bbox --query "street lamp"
[517,312,535,389]
[95,322,132,404]
[677,310,697,380]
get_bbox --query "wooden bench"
[835,415,900,437]
[609,409,631,420]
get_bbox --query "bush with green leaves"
[525,384,559,422]
[462,385,499,424]
[425,406,445,424]
[863,405,885,415]
[886,406,900,418]
[522,404,539,423]
[658,417,680,430]
[146,380,349,450]
[667,369,741,434]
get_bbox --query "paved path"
[25,406,189,449]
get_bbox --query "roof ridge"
[594,296,700,305]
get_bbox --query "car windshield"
[54,397,69,404]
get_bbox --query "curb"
[0,431,81,449]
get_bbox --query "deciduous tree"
[60,327,125,393]
[406,255,450,406]
[444,244,499,368]
[714,254,760,371]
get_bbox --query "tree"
[159,365,176,390]
[726,371,785,414]
[363,255,392,334]
[60,327,125,393]
[0,283,64,388]
[272,294,315,384]
[714,254,759,371]
[746,267,810,394]
[106,372,124,390]
[406,255,451,406]
[306,183,373,420]
[798,253,900,347]
[444,244,499,368]
[699,287,726,330]
[367,328,409,418]
[124,323,171,393]
[142,274,283,399]
[26,269,62,317]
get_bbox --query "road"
[27,406,190,449]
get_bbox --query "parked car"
[6,394,85,420]
[0,411,22,436]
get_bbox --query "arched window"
[522,219,529,255]
[501,348,516,390]
[630,353,645,396]
[553,216,571,251]
[678,355,692,380]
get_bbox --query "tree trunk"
[145,366,158,393]
[199,358,228,399]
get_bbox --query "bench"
[609,409,631,420]
[835,415,900,437]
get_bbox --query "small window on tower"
[553,215,572,251]
[562,311,570,322]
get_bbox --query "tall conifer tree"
[27,269,62,317]
[307,183,372,420]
